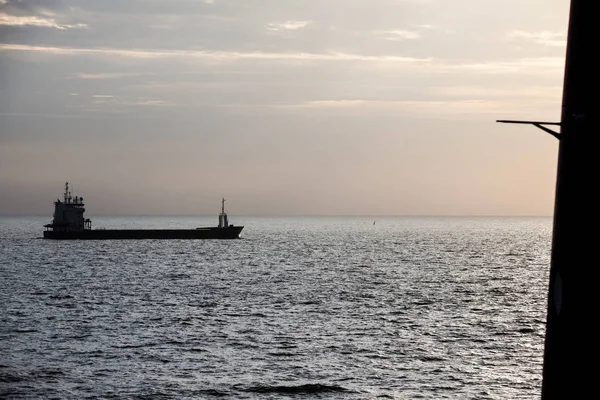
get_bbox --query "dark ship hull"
[43,226,243,240]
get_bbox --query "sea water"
[0,216,552,399]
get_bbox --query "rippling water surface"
[1,216,552,399]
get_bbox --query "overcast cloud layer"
[1,0,569,215]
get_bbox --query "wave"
[243,383,352,395]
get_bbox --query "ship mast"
[218,197,229,228]
[63,181,69,203]
[498,1,596,397]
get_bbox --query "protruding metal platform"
[496,120,561,140]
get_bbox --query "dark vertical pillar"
[541,0,597,398]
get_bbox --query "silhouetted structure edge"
[498,1,596,397]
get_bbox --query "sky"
[0,0,570,216]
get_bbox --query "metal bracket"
[496,120,561,140]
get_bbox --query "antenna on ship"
[63,181,69,203]
[498,1,596,397]
[218,197,229,228]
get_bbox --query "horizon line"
[0,213,554,218]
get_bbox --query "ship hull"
[43,226,243,240]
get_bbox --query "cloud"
[267,20,311,32]
[0,43,431,63]
[280,99,492,108]
[437,58,564,75]
[8,47,562,72]
[290,100,367,108]
[0,111,84,119]
[431,85,562,100]
[264,99,517,119]
[72,72,151,80]
[506,30,565,47]
[0,12,87,29]
[133,100,172,106]
[376,29,421,40]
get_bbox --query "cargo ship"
[43,182,243,240]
